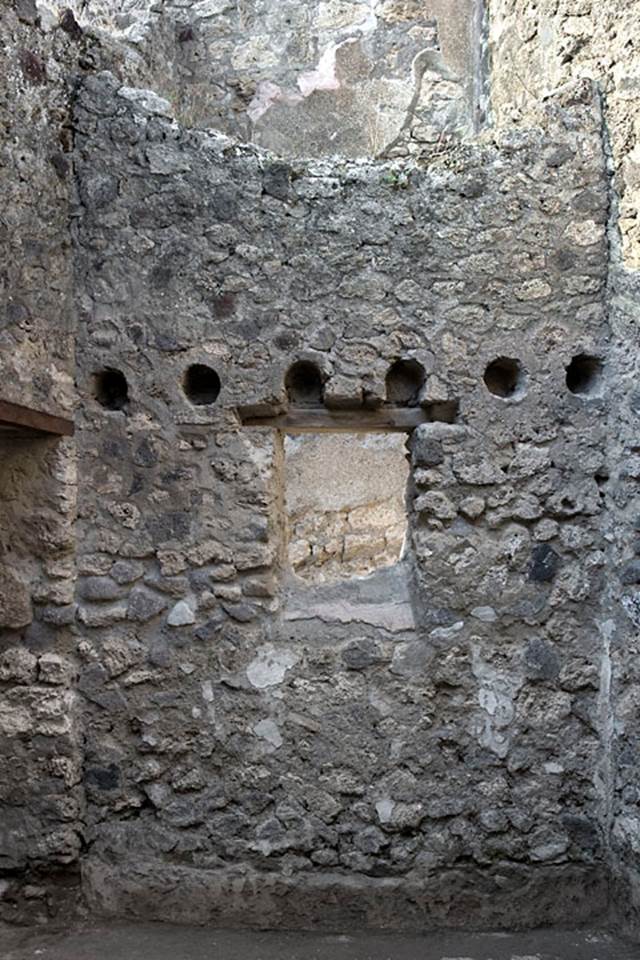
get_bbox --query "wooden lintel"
[238,406,432,433]
[0,399,74,437]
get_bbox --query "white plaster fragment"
[613,815,640,855]
[246,645,298,689]
[201,681,214,703]
[253,718,283,748]
[375,797,395,824]
[191,0,235,17]
[167,601,196,626]
[544,762,564,775]
[471,606,497,622]
[429,621,464,640]
[34,1,57,31]
[118,87,172,116]
[472,646,521,759]
[298,43,343,97]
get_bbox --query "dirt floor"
[0,923,638,960]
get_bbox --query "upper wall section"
[489,0,640,269]
[73,72,608,423]
[42,0,481,158]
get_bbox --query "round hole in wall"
[483,357,525,399]
[93,368,129,411]
[285,360,324,405]
[385,359,426,405]
[566,354,603,396]
[184,364,221,405]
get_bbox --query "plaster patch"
[472,646,520,759]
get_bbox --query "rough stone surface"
[0,0,80,415]
[1,0,640,945]
[489,0,640,269]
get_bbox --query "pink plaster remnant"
[297,44,342,97]
[248,37,360,124]
[247,81,302,123]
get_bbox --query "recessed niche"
[285,361,324,405]
[386,359,426,405]
[566,354,603,396]
[483,357,525,399]
[284,432,409,584]
[184,364,221,406]
[93,368,129,411]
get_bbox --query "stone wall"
[70,72,612,929]
[0,436,80,923]
[604,261,640,935]
[0,2,85,922]
[0,0,85,416]
[488,0,640,269]
[487,0,640,934]
[3,0,640,940]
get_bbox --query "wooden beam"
[238,406,434,433]
[0,399,74,437]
